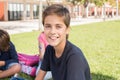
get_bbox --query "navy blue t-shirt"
[0,42,18,70]
[41,40,91,80]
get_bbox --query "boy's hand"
[0,61,5,67]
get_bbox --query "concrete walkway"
[0,16,120,34]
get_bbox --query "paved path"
[0,16,120,34]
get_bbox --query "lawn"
[4,20,120,80]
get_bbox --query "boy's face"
[44,15,69,47]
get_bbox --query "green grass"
[4,20,120,80]
[11,31,40,55]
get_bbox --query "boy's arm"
[35,69,46,80]
[38,41,45,60]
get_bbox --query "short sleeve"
[5,42,18,65]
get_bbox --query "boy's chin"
[49,43,58,47]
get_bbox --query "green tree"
[67,0,89,17]
[67,0,89,7]
[89,0,108,7]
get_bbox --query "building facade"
[0,0,119,21]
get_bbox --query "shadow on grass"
[91,73,117,80]
[19,72,117,80]
[2,72,117,80]
[1,73,35,80]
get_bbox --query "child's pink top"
[38,32,49,48]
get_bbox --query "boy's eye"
[44,25,51,29]
[56,25,62,29]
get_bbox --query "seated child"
[0,29,21,78]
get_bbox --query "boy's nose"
[50,27,56,34]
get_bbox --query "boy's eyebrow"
[44,24,51,25]
[56,24,63,26]
[44,23,62,25]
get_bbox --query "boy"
[0,29,21,78]
[35,4,91,80]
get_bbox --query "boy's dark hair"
[42,4,71,28]
[0,29,10,51]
